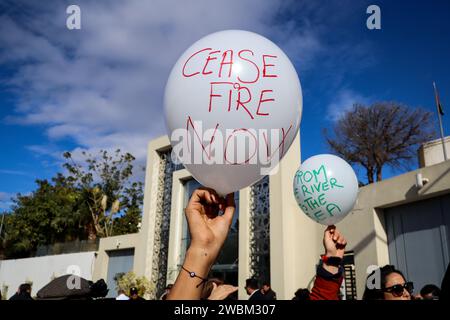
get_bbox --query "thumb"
[222,193,236,224]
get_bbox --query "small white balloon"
[293,154,358,225]
[164,30,302,195]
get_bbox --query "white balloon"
[164,30,302,195]
[293,154,358,225]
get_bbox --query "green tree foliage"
[0,149,144,258]
[115,271,154,298]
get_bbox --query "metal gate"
[385,194,450,294]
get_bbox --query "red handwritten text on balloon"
[182,48,292,165]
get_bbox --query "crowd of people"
[2,187,448,301]
[166,187,449,301]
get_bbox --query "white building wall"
[0,251,96,299]
[419,136,450,167]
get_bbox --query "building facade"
[91,134,450,299]
[4,135,449,299]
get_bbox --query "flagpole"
[433,81,448,161]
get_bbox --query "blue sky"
[1,0,450,209]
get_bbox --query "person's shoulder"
[8,294,19,301]
[268,290,277,300]
[249,290,265,300]
[9,294,33,301]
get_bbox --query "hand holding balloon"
[293,154,358,225]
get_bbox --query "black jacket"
[9,292,33,300]
[248,289,266,301]
[263,289,277,300]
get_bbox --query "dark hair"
[89,279,109,298]
[129,287,138,295]
[293,288,310,301]
[420,284,440,299]
[363,265,406,300]
[19,283,32,294]
[262,281,271,287]
[245,278,259,290]
[201,278,224,300]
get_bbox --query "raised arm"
[167,188,235,300]
[310,225,347,300]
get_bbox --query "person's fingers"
[208,284,238,300]
[335,232,344,243]
[217,285,238,297]
[186,189,215,226]
[325,225,335,238]
[331,227,341,241]
[222,193,236,224]
[190,188,213,206]
[205,204,219,219]
[223,285,238,294]
[339,238,347,247]
[197,187,220,204]
[208,189,219,204]
[204,190,214,205]
[334,231,342,243]
[333,231,347,250]
[225,193,235,207]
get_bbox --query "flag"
[433,82,445,116]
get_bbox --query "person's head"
[129,287,139,299]
[261,281,271,294]
[363,265,412,300]
[420,284,440,300]
[293,288,310,301]
[19,283,32,295]
[245,278,259,295]
[117,289,126,295]
[201,278,224,300]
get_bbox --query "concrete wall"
[0,252,96,299]
[419,136,450,167]
[336,159,450,299]
[92,233,139,282]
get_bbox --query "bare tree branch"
[324,102,435,184]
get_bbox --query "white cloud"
[0,169,28,176]
[327,89,371,121]
[0,191,14,210]
[26,145,61,159]
[0,192,11,201]
[1,0,342,184]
